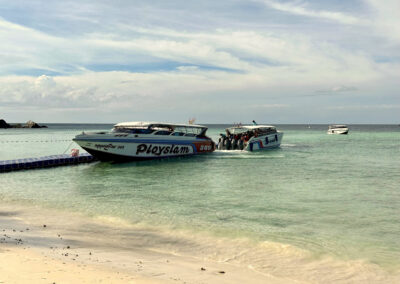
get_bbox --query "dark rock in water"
[0,119,47,128]
[24,120,47,128]
[0,119,11,128]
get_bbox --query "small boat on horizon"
[327,124,349,135]
[73,121,215,161]
[217,124,283,151]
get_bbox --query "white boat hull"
[327,129,349,135]
[73,135,214,161]
[245,132,283,151]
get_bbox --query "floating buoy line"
[0,139,72,143]
[0,138,98,172]
[0,153,97,173]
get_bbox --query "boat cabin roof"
[226,125,276,134]
[329,124,348,128]
[114,121,207,129]
[113,121,208,136]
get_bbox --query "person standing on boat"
[239,135,244,150]
[226,136,232,150]
[218,134,226,150]
[232,135,239,150]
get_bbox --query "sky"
[0,0,399,124]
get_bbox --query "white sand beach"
[2,201,399,283]
[0,202,291,284]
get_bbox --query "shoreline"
[0,202,289,284]
[1,202,400,283]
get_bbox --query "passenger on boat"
[218,134,225,150]
[222,136,228,150]
[239,136,244,150]
[232,135,238,150]
[226,137,232,150]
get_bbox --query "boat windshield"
[112,127,153,134]
[329,125,348,129]
[112,124,207,136]
[227,126,276,135]
[173,126,206,136]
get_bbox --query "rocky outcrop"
[0,119,11,128]
[0,119,47,128]
[24,120,46,128]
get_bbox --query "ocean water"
[1,124,399,275]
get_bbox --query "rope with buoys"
[62,141,76,155]
[0,140,71,143]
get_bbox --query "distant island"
[0,119,47,129]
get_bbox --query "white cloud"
[35,75,56,89]
[0,22,397,116]
[251,104,290,109]
[259,0,400,47]
[176,66,199,72]
[0,2,399,123]
[0,17,81,75]
[0,15,397,85]
[316,86,358,93]
[327,105,400,110]
[261,0,365,25]
[364,0,400,44]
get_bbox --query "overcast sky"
[0,0,399,124]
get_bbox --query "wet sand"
[0,203,288,284]
[1,202,400,283]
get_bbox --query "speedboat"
[73,122,215,161]
[327,125,349,135]
[218,124,283,151]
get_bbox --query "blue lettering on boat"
[136,144,190,155]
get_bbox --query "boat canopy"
[113,121,208,135]
[226,125,277,135]
[329,125,348,129]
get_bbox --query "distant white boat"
[73,121,215,161]
[327,125,349,135]
[218,125,283,151]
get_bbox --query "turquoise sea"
[1,124,399,274]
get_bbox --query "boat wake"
[213,150,284,159]
[281,143,297,147]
